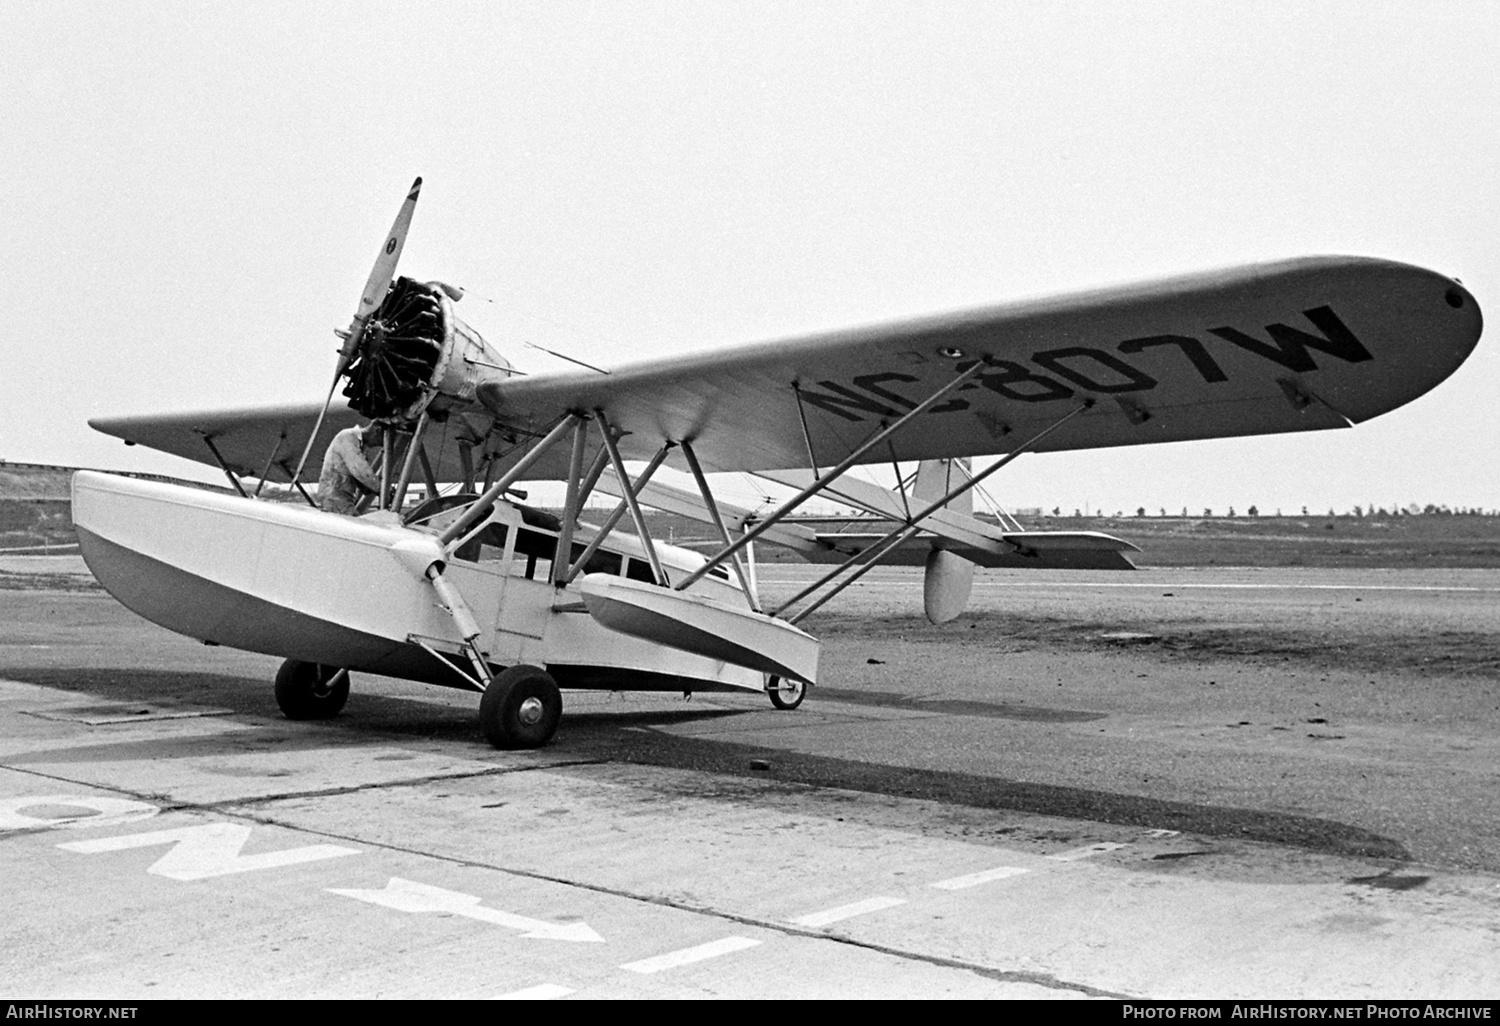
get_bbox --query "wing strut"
[252,434,286,499]
[390,410,431,512]
[199,435,248,498]
[275,461,318,507]
[770,400,1096,623]
[573,440,613,514]
[681,440,759,610]
[378,430,395,510]
[595,410,668,586]
[791,383,822,476]
[437,415,581,551]
[673,360,990,592]
[550,417,592,585]
[786,526,924,624]
[458,443,476,493]
[563,442,672,585]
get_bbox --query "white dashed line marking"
[790,896,907,927]
[1047,842,1127,862]
[620,936,763,974]
[930,866,1029,890]
[498,983,574,1000]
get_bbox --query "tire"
[274,659,350,720]
[767,675,806,711]
[480,664,562,749]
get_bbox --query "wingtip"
[409,176,422,198]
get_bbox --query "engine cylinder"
[342,277,512,422]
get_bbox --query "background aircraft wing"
[478,256,1481,473]
[87,403,534,487]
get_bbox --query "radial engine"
[340,276,513,423]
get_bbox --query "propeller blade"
[338,176,423,368]
[289,177,424,490]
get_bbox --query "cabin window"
[623,557,656,583]
[511,527,555,580]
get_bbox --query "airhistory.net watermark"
[6,1008,138,1020]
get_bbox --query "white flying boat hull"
[71,471,766,694]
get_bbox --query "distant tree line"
[1041,505,1500,518]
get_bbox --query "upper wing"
[93,257,1480,483]
[479,256,1481,472]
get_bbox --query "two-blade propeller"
[289,177,423,487]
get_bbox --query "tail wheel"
[767,675,806,711]
[480,664,562,749]
[274,659,350,720]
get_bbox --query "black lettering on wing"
[851,372,918,408]
[1118,334,1228,383]
[852,371,970,414]
[962,360,1074,403]
[1031,347,1158,393]
[1207,305,1373,373]
[798,380,905,422]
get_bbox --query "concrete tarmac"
[1,561,1498,999]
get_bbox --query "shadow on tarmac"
[2,665,1410,864]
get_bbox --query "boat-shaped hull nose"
[70,470,427,667]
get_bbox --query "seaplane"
[72,179,1483,749]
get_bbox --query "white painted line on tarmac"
[59,822,359,880]
[976,581,1500,593]
[498,983,574,1000]
[1047,842,1127,862]
[0,795,158,832]
[790,895,907,927]
[930,866,1029,890]
[757,579,1500,593]
[620,936,762,974]
[329,878,604,942]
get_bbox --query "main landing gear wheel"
[767,675,806,711]
[480,664,562,749]
[274,659,350,720]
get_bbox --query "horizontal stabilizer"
[594,471,820,554]
[756,469,1136,568]
[807,530,1138,570]
[758,468,1009,553]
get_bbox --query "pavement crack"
[169,759,613,813]
[0,758,611,817]
[204,805,1123,999]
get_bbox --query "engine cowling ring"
[342,276,446,420]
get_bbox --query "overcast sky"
[3,1,1497,515]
